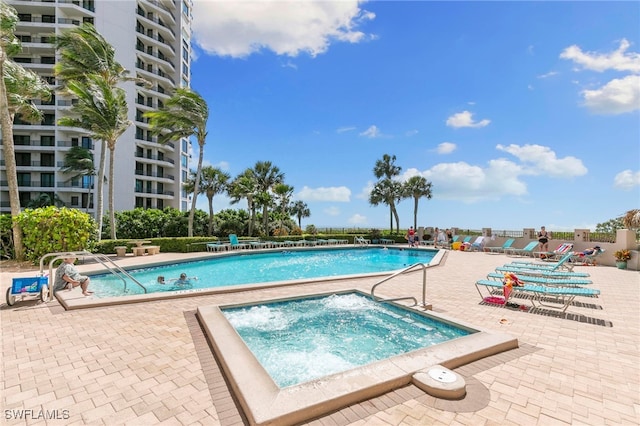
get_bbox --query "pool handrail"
[370,262,433,308]
[40,251,147,301]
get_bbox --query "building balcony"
[57,0,96,13]
[134,152,175,165]
[135,170,175,182]
[134,188,175,197]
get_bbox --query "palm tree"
[26,193,65,208]
[60,146,96,212]
[55,23,137,239]
[273,183,294,233]
[372,154,403,233]
[145,88,209,237]
[184,166,230,235]
[54,23,132,87]
[402,175,433,230]
[58,75,130,239]
[250,161,284,236]
[1,2,52,260]
[290,200,310,229]
[228,170,258,236]
[369,179,403,234]
[622,209,640,230]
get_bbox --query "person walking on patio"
[537,226,550,253]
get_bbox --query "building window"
[82,176,92,189]
[41,173,55,187]
[42,114,55,125]
[182,62,188,76]
[81,137,92,149]
[40,135,54,146]
[181,139,188,152]
[16,153,31,166]
[17,173,31,186]
[136,197,144,208]
[182,0,190,16]
[135,180,143,192]
[157,199,163,209]
[181,154,187,167]
[146,198,152,209]
[71,196,79,206]
[14,135,30,145]
[40,153,54,167]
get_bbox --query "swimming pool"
[223,292,474,387]
[198,290,519,425]
[86,247,437,298]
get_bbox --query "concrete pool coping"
[197,289,519,426]
[54,245,445,310]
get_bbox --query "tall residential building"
[1,0,193,215]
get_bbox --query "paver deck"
[1,249,638,425]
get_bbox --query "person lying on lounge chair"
[576,246,601,257]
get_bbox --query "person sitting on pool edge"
[54,257,93,296]
[157,276,166,284]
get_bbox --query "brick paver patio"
[1,249,638,425]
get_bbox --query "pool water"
[88,248,437,298]
[222,292,473,387]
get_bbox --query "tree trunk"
[0,54,25,260]
[207,194,214,235]
[108,144,116,239]
[388,205,393,234]
[188,140,205,237]
[248,199,255,236]
[95,140,107,241]
[413,197,419,230]
[262,204,269,237]
[391,203,400,234]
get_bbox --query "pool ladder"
[370,262,432,309]
[39,251,147,301]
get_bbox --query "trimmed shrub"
[14,207,98,263]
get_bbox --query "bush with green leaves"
[0,214,14,259]
[14,207,98,263]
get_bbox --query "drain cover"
[427,367,457,383]
[413,365,466,399]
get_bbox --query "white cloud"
[192,0,375,58]
[297,186,351,202]
[323,206,341,216]
[359,125,382,138]
[281,60,297,70]
[436,142,456,154]
[537,71,558,79]
[445,111,490,128]
[357,181,375,200]
[581,75,640,114]
[614,169,640,190]
[405,129,418,137]
[337,126,356,133]
[348,214,367,224]
[560,39,640,73]
[496,144,588,178]
[417,160,527,203]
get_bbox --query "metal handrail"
[370,262,432,308]
[40,251,147,301]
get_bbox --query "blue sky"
[187,0,639,232]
